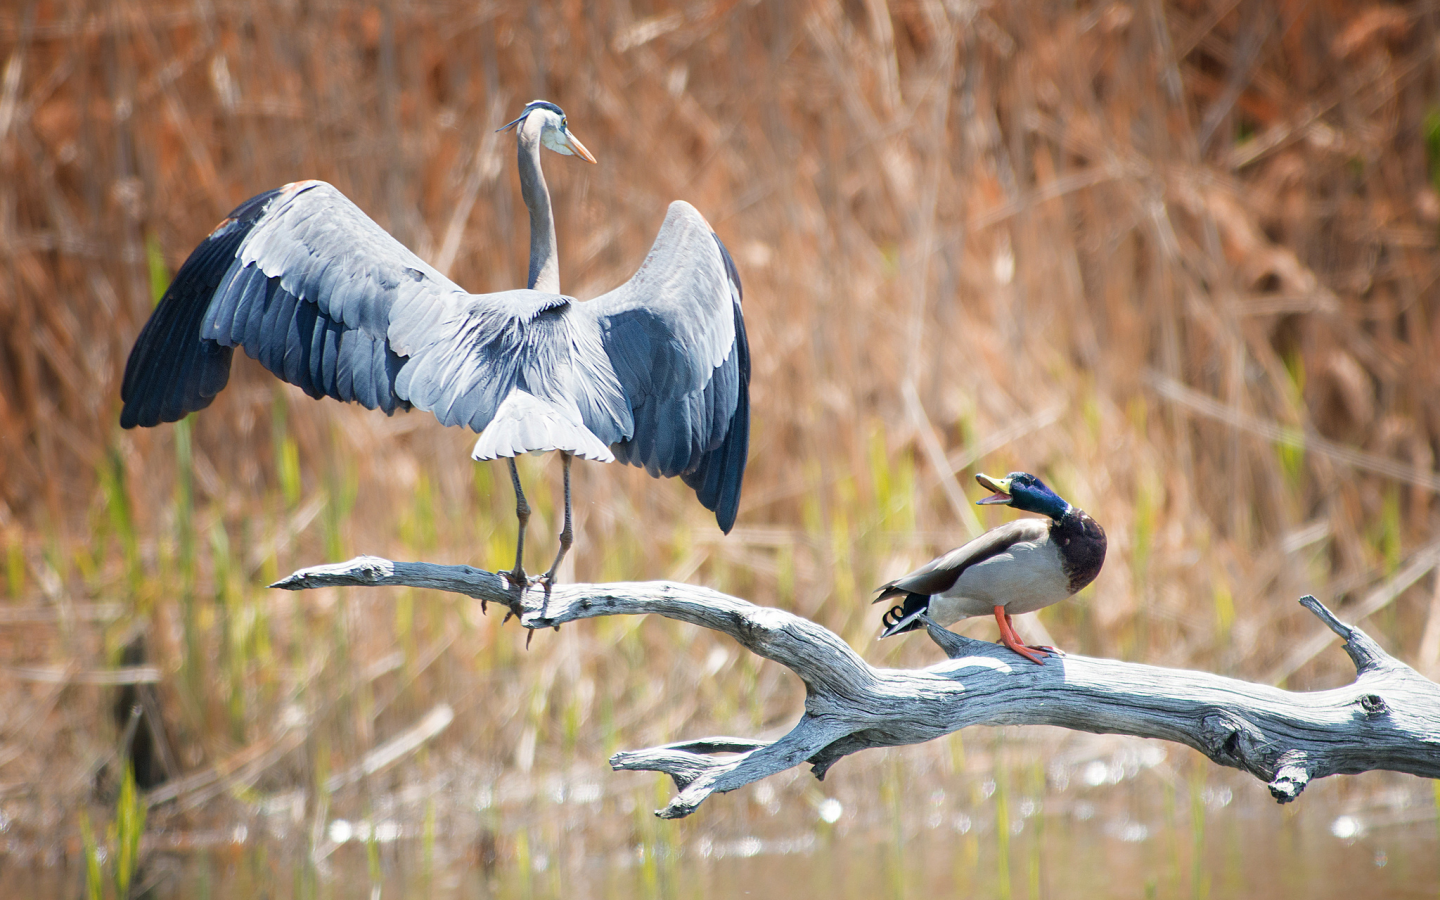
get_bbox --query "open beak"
[564,130,597,164]
[975,473,1013,505]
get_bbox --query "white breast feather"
[927,537,1070,624]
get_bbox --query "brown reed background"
[1,0,1439,854]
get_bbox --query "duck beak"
[563,129,597,163]
[975,473,1013,505]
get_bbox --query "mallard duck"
[875,472,1106,664]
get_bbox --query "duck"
[874,472,1106,665]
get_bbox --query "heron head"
[498,100,597,163]
[975,472,1071,519]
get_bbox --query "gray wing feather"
[217,183,466,414]
[120,181,474,427]
[229,182,461,341]
[578,201,750,530]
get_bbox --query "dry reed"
[0,0,1438,866]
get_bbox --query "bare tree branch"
[274,556,1440,818]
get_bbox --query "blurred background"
[2,0,1439,896]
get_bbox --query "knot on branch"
[1200,712,1267,769]
[731,606,798,650]
[1357,693,1389,718]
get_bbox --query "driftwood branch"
[274,556,1440,818]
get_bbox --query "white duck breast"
[925,529,1071,624]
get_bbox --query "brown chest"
[1052,511,1107,594]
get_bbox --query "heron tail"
[470,390,614,462]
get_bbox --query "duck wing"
[875,519,1051,603]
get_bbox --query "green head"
[975,471,1072,520]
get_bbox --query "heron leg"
[505,458,531,589]
[535,454,573,633]
[539,452,574,587]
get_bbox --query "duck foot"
[993,606,1051,666]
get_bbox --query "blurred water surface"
[8,730,1437,898]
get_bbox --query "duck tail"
[878,592,930,638]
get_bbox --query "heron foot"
[503,570,560,648]
[504,566,532,590]
[530,573,563,633]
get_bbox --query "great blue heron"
[121,99,750,589]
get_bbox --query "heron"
[120,99,750,589]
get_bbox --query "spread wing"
[120,181,473,427]
[577,201,750,531]
[120,181,608,443]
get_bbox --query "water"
[11,730,1437,899]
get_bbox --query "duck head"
[975,472,1072,520]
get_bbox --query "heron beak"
[975,473,1013,505]
[564,130,597,164]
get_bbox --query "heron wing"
[120,181,472,427]
[579,201,751,532]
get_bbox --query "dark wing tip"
[712,262,750,532]
[119,191,282,428]
[682,303,750,533]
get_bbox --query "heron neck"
[516,121,560,293]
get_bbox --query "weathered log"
[273,556,1440,819]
